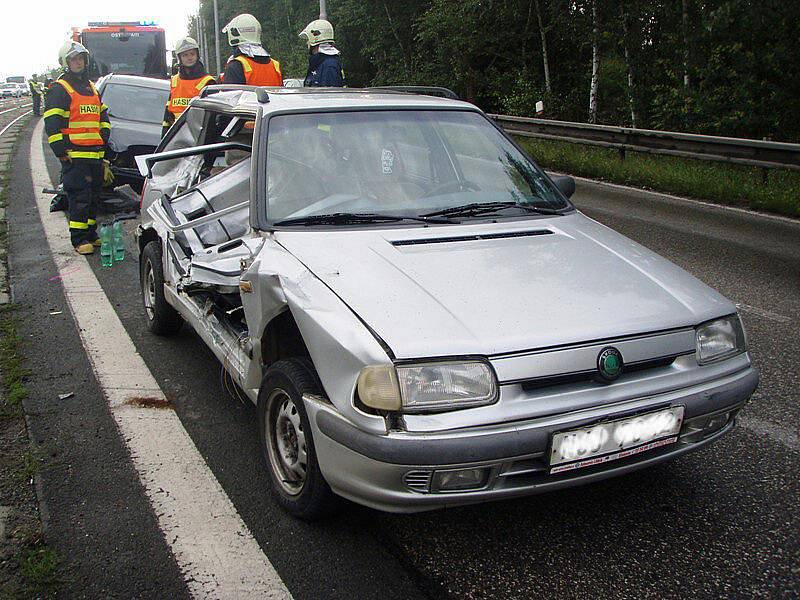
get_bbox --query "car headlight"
[357,361,498,413]
[695,314,747,365]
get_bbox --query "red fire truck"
[72,22,168,80]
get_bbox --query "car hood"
[108,119,162,154]
[274,212,735,359]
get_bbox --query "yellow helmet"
[58,40,89,68]
[299,19,334,48]
[222,14,261,46]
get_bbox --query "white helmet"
[58,40,89,68]
[299,19,334,48]
[174,36,200,56]
[222,14,261,46]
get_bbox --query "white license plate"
[549,406,684,474]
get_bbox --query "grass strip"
[0,305,28,413]
[519,137,800,218]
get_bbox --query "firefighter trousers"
[32,94,41,116]
[61,158,102,246]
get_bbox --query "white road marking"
[29,120,291,598]
[0,110,32,137]
[735,303,792,324]
[738,415,800,453]
[0,102,32,117]
[550,171,800,227]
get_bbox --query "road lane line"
[0,102,32,117]
[735,303,792,324]
[28,120,291,598]
[739,415,800,453]
[0,110,32,137]
[550,171,800,227]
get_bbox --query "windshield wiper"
[422,201,564,218]
[273,212,458,226]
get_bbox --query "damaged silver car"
[136,86,759,518]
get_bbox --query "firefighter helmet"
[174,36,200,56]
[299,19,334,48]
[58,40,89,68]
[222,14,262,46]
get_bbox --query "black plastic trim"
[391,229,553,246]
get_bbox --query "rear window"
[102,83,168,124]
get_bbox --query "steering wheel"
[422,179,481,198]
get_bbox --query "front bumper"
[305,365,759,513]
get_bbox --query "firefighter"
[163,37,215,137]
[221,14,282,86]
[299,19,345,87]
[29,78,43,115]
[44,41,110,255]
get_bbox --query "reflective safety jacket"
[44,72,110,160]
[224,55,282,86]
[162,70,215,136]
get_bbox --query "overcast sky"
[1,0,200,78]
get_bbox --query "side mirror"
[552,175,576,199]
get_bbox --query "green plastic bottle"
[112,220,125,262]
[99,225,113,267]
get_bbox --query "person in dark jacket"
[299,19,344,87]
[29,79,43,115]
[220,13,282,86]
[44,41,110,254]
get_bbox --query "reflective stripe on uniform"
[48,133,64,143]
[67,150,104,159]
[68,132,104,141]
[235,56,252,73]
[67,120,101,129]
[44,107,70,118]
[87,219,96,226]
[69,220,89,229]
[196,75,214,90]
[99,122,111,129]
[162,121,171,127]
[56,80,76,94]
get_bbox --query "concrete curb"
[0,113,31,305]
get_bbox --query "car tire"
[258,358,339,520]
[140,240,182,335]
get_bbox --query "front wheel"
[140,240,183,335]
[258,358,338,519]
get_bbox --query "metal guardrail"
[489,114,800,172]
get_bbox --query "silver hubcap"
[143,261,156,320]
[266,389,307,496]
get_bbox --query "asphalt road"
[6,121,799,598]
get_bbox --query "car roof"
[97,74,170,90]
[194,87,480,116]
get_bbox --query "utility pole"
[213,0,222,77]
[201,12,209,67]
[319,0,327,19]
[195,10,203,62]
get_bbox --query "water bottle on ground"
[112,220,125,262]
[99,225,113,267]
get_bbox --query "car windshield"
[265,110,569,224]
[101,83,168,124]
